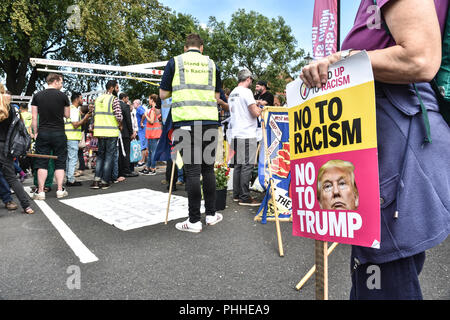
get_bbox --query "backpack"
[4,109,32,158]
[433,3,450,125]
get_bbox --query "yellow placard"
[289,81,376,160]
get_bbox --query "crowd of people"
[0,66,280,214]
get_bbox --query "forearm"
[71,115,89,129]
[370,0,441,84]
[159,89,171,100]
[32,120,38,135]
[367,45,440,84]
[31,106,38,134]
[248,104,261,118]
[112,99,123,122]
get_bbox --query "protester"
[273,95,285,107]
[31,73,70,200]
[229,69,262,207]
[85,102,97,171]
[0,171,17,210]
[159,33,223,232]
[129,99,139,173]
[90,80,122,190]
[162,160,178,190]
[141,94,162,175]
[75,104,91,178]
[20,103,32,134]
[0,84,33,214]
[65,92,91,187]
[118,92,138,179]
[254,80,274,107]
[136,100,148,167]
[17,104,33,175]
[300,0,450,300]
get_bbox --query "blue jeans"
[146,138,158,169]
[95,137,118,183]
[14,159,22,174]
[66,140,79,183]
[112,141,119,180]
[0,171,13,204]
[177,168,184,183]
[350,252,426,300]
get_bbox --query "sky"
[160,0,360,56]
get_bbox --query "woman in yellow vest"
[141,94,162,175]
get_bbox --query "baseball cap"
[257,80,270,90]
[237,69,255,82]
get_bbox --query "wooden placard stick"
[261,108,284,257]
[295,242,338,290]
[165,160,177,225]
[26,153,58,160]
[315,240,329,300]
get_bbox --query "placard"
[287,52,380,248]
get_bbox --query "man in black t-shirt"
[254,80,274,107]
[31,73,70,200]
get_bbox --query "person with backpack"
[300,0,450,300]
[0,84,33,214]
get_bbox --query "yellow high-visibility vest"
[65,105,83,141]
[93,94,120,137]
[171,51,218,123]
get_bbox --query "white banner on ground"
[59,189,195,231]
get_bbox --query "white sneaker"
[56,188,68,199]
[206,213,223,226]
[33,192,45,201]
[175,219,202,233]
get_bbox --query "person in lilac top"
[301,0,450,299]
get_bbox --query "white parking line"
[31,197,99,264]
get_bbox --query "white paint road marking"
[27,188,99,264]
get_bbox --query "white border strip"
[34,200,99,264]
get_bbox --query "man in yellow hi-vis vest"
[90,80,123,190]
[65,92,91,187]
[160,33,223,233]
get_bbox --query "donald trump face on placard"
[317,160,359,211]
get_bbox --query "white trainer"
[56,188,68,199]
[33,192,45,201]
[206,213,223,226]
[175,219,202,233]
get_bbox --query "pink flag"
[312,0,338,59]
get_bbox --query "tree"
[124,11,201,101]
[0,0,74,95]
[0,0,171,95]
[1,3,307,100]
[204,9,305,94]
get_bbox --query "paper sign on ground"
[59,189,193,231]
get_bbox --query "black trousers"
[118,137,132,177]
[77,148,86,171]
[174,125,218,223]
[0,142,31,209]
[165,159,178,183]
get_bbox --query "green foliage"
[215,163,230,190]
[202,9,305,94]
[1,2,307,99]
